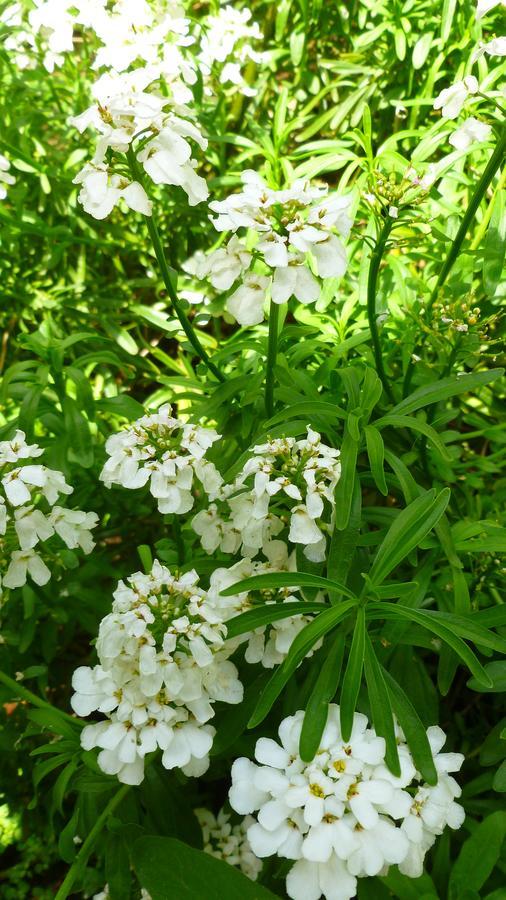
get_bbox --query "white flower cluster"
[196,807,262,881]
[71,561,243,785]
[433,0,506,153]
[0,431,97,596]
[0,154,15,201]
[1,0,103,72]
[198,5,264,97]
[230,706,465,900]
[100,403,222,515]
[208,542,321,668]
[193,428,341,563]
[196,172,353,325]
[71,64,208,219]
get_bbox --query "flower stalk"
[54,784,130,900]
[403,122,506,397]
[127,149,225,383]
[265,299,281,418]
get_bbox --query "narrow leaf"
[364,636,400,775]
[299,632,345,762]
[340,607,366,741]
[382,669,438,784]
[249,601,356,728]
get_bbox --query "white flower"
[271,261,320,305]
[229,706,465,899]
[197,236,252,291]
[475,36,506,58]
[48,507,98,553]
[73,163,152,220]
[287,856,357,900]
[100,404,222,514]
[227,273,270,326]
[196,808,262,881]
[433,76,479,119]
[72,562,243,784]
[3,549,51,588]
[14,507,54,550]
[0,431,43,464]
[449,117,492,150]
[0,154,15,200]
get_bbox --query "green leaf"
[378,604,492,687]
[334,425,359,530]
[364,636,400,776]
[493,759,506,792]
[249,601,357,728]
[224,601,327,640]
[299,632,345,762]
[449,812,506,896]
[27,708,82,740]
[327,475,361,603]
[468,661,506,693]
[106,831,132,900]
[375,414,451,460]
[96,395,145,420]
[369,489,450,586]
[441,0,457,43]
[390,370,504,417]
[364,425,388,495]
[63,397,94,468]
[382,669,437,784]
[133,836,278,899]
[220,572,356,601]
[340,607,366,741]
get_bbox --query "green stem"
[403,123,506,397]
[367,214,395,402]
[265,300,281,418]
[127,150,225,383]
[54,784,130,900]
[0,668,82,728]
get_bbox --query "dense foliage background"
[0,0,505,897]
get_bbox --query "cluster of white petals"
[229,705,465,900]
[196,807,262,880]
[100,403,222,515]
[193,428,341,562]
[0,154,15,201]
[71,62,208,218]
[71,561,243,785]
[0,431,97,596]
[208,541,322,668]
[198,5,264,97]
[195,171,353,325]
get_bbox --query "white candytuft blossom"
[0,431,97,596]
[433,76,479,119]
[196,807,262,880]
[193,428,340,562]
[195,172,353,325]
[100,403,223,515]
[71,61,208,217]
[0,154,15,201]
[449,117,492,150]
[208,541,322,668]
[229,705,465,900]
[198,5,264,97]
[71,561,243,785]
